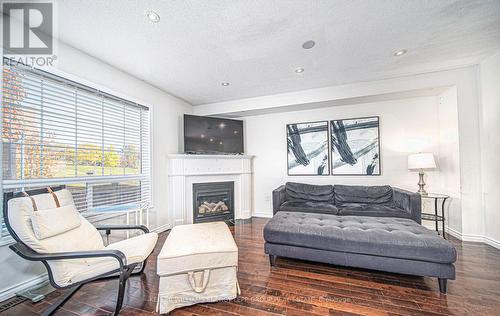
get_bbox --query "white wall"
[244,96,453,217]
[437,87,462,234]
[479,51,500,247]
[0,42,193,300]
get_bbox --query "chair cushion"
[106,232,159,264]
[7,189,104,256]
[157,222,238,276]
[334,185,393,204]
[338,203,411,219]
[280,201,338,214]
[263,212,457,264]
[58,232,159,286]
[31,204,82,240]
[285,182,334,202]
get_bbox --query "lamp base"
[417,171,428,195]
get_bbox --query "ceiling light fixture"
[302,40,315,49]
[145,10,160,23]
[295,67,305,73]
[221,82,230,86]
[394,49,407,56]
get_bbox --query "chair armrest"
[393,187,422,224]
[9,242,127,268]
[272,185,286,216]
[95,225,149,234]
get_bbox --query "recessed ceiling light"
[295,67,305,73]
[394,49,407,56]
[221,82,230,86]
[145,10,160,23]
[302,40,315,49]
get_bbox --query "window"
[1,59,151,241]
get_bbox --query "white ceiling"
[56,0,500,105]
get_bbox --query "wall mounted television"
[184,114,244,154]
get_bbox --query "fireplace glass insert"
[192,181,234,223]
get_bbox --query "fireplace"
[192,181,234,223]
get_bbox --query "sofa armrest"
[272,185,286,215]
[393,187,422,224]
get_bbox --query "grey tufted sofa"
[265,183,457,293]
[273,182,422,223]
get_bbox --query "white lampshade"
[408,153,437,170]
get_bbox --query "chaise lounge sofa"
[265,182,457,293]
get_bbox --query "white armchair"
[3,186,158,316]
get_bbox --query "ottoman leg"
[269,255,277,267]
[438,278,447,294]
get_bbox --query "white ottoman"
[156,222,239,314]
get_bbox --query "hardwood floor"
[2,218,500,315]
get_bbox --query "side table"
[421,193,450,239]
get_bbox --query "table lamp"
[408,153,437,195]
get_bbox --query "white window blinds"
[1,60,151,240]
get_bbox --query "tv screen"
[184,115,244,154]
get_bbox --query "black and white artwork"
[330,116,380,175]
[287,121,329,175]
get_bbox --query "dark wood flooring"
[2,218,500,315]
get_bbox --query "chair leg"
[112,265,137,315]
[113,275,127,316]
[138,259,147,274]
[41,284,82,316]
[438,278,447,294]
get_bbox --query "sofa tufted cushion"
[263,212,456,264]
[285,182,334,202]
[279,201,338,214]
[334,185,393,204]
[338,203,410,219]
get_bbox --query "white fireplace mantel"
[167,154,254,226]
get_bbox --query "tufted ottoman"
[264,211,457,293]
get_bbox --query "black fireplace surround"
[193,181,234,223]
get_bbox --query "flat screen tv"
[184,114,244,154]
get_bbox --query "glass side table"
[421,193,450,239]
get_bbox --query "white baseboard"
[252,212,272,218]
[483,236,500,249]
[445,226,463,240]
[174,219,184,226]
[151,223,171,233]
[445,226,500,249]
[0,273,48,302]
